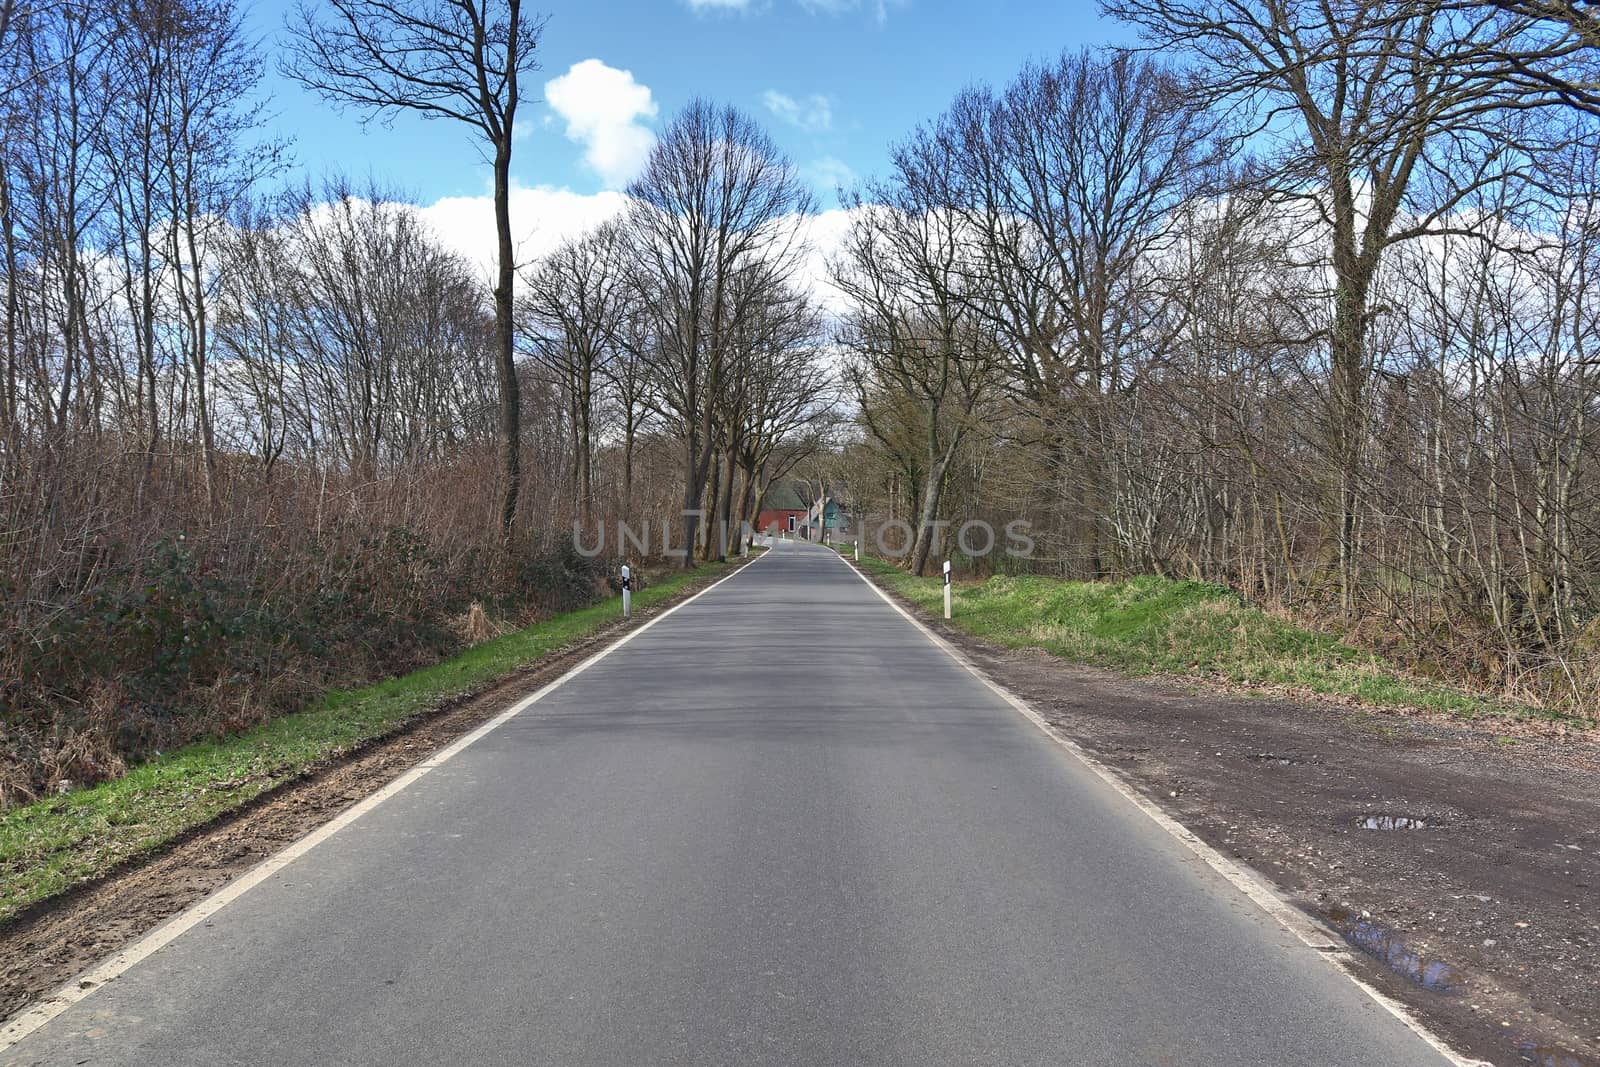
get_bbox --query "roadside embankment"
[0,559,741,928]
[855,558,1586,726]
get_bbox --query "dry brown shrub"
[34,685,128,795]
[455,601,503,646]
[0,762,40,810]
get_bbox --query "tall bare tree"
[521,221,629,530]
[834,189,998,577]
[710,272,832,557]
[283,0,546,537]
[624,100,814,567]
[928,49,1216,574]
[1107,0,1578,607]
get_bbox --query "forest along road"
[3,541,1458,1067]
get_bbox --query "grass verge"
[0,561,734,925]
[855,558,1583,726]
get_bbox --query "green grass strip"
[855,558,1583,727]
[0,561,732,924]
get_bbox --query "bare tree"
[930,49,1216,574]
[1107,0,1577,607]
[834,188,998,576]
[283,0,546,537]
[713,272,833,556]
[606,298,658,521]
[727,287,835,537]
[521,221,629,530]
[624,100,814,567]
[254,182,483,470]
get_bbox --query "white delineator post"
[943,560,952,619]
[621,564,632,619]
[855,537,860,561]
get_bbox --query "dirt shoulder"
[0,558,750,1026]
[858,563,1600,1067]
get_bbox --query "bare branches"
[622,100,818,564]
[281,0,544,140]
[1464,0,1600,111]
[282,0,545,536]
[832,176,1000,575]
[820,12,1600,705]
[1098,0,1595,604]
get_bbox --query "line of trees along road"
[839,2,1600,710]
[0,1,837,803]
[4,0,1600,798]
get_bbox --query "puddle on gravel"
[1321,908,1599,1065]
[1515,1041,1600,1067]
[1353,814,1434,831]
[1323,907,1464,994]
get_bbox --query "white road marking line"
[0,551,771,1054]
[829,548,1489,1067]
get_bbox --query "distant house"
[755,482,809,535]
[755,482,848,541]
[800,495,845,541]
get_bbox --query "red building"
[754,483,809,536]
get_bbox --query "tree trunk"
[700,449,722,562]
[578,369,593,529]
[622,416,635,520]
[1328,267,1372,612]
[493,141,521,538]
[566,380,580,521]
[737,456,759,532]
[0,162,17,461]
[910,454,951,577]
[714,442,737,561]
[679,431,708,568]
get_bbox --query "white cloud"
[544,59,658,188]
[793,207,860,317]
[798,0,906,21]
[685,0,903,18]
[763,90,833,133]
[409,182,861,322]
[417,184,630,279]
[804,157,857,203]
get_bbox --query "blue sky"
[240,0,1129,277]
[246,0,1126,203]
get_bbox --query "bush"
[0,522,621,806]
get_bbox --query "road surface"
[4,541,1455,1066]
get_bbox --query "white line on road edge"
[0,550,773,1055]
[829,548,1490,1067]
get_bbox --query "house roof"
[761,482,809,511]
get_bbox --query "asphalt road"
[4,541,1456,1066]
